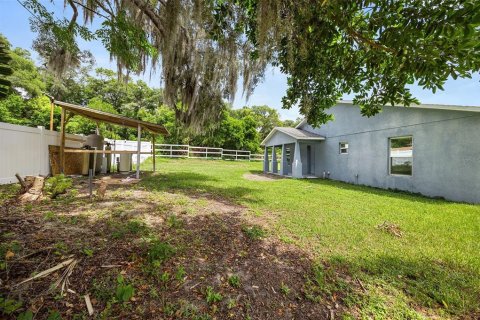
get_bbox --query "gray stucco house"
[261,101,480,203]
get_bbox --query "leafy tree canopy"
[21,0,480,128]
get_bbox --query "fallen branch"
[15,173,27,190]
[84,294,94,316]
[15,257,75,287]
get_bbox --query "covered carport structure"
[52,100,169,179]
[261,127,325,178]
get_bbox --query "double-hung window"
[339,142,349,154]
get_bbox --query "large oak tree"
[21,0,480,128]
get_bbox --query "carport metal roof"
[54,100,169,135]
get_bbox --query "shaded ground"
[0,177,346,319]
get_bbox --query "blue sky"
[1,0,479,121]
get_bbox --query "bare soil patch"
[0,178,346,319]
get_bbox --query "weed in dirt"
[43,211,56,220]
[24,203,33,212]
[45,174,73,199]
[166,214,183,229]
[175,266,187,282]
[82,248,94,257]
[112,219,149,239]
[92,276,115,303]
[228,274,241,288]
[280,282,291,296]
[162,301,177,316]
[53,242,68,255]
[205,286,223,304]
[159,271,170,289]
[227,298,237,309]
[242,225,265,240]
[17,310,34,320]
[0,296,22,315]
[115,275,135,303]
[146,240,176,265]
[46,310,62,320]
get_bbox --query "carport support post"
[292,141,303,178]
[59,107,66,174]
[263,147,269,173]
[280,144,287,175]
[271,146,278,173]
[152,135,156,172]
[136,124,141,179]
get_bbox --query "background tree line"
[0,34,299,153]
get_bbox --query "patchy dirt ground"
[0,176,350,319]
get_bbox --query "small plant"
[147,240,176,266]
[227,298,237,309]
[280,282,291,296]
[242,225,266,240]
[228,275,241,288]
[17,310,34,320]
[0,296,22,315]
[45,174,73,199]
[166,214,183,229]
[175,266,187,281]
[43,211,56,220]
[46,310,62,320]
[82,248,94,257]
[205,286,223,304]
[115,275,135,303]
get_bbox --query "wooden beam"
[152,135,156,172]
[63,149,151,154]
[136,124,141,179]
[59,108,66,174]
[49,99,55,131]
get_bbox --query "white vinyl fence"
[0,122,86,184]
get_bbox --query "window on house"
[339,142,349,154]
[389,136,413,176]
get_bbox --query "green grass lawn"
[141,158,480,319]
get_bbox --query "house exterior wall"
[299,103,480,203]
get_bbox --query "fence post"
[170,145,173,157]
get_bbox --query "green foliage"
[0,34,13,98]
[166,214,183,229]
[242,225,265,240]
[228,275,241,288]
[45,174,73,199]
[175,266,187,282]
[280,282,291,295]
[115,275,135,303]
[0,296,22,315]
[17,310,34,320]
[146,240,176,266]
[46,310,62,320]
[205,286,223,304]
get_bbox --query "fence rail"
[155,144,264,161]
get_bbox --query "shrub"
[45,174,73,199]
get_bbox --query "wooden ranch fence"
[155,144,264,161]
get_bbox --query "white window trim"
[388,136,413,176]
[339,142,349,154]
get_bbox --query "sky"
[1,0,479,121]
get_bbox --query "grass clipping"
[377,221,404,238]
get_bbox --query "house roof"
[54,100,169,135]
[295,100,480,129]
[261,127,325,146]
